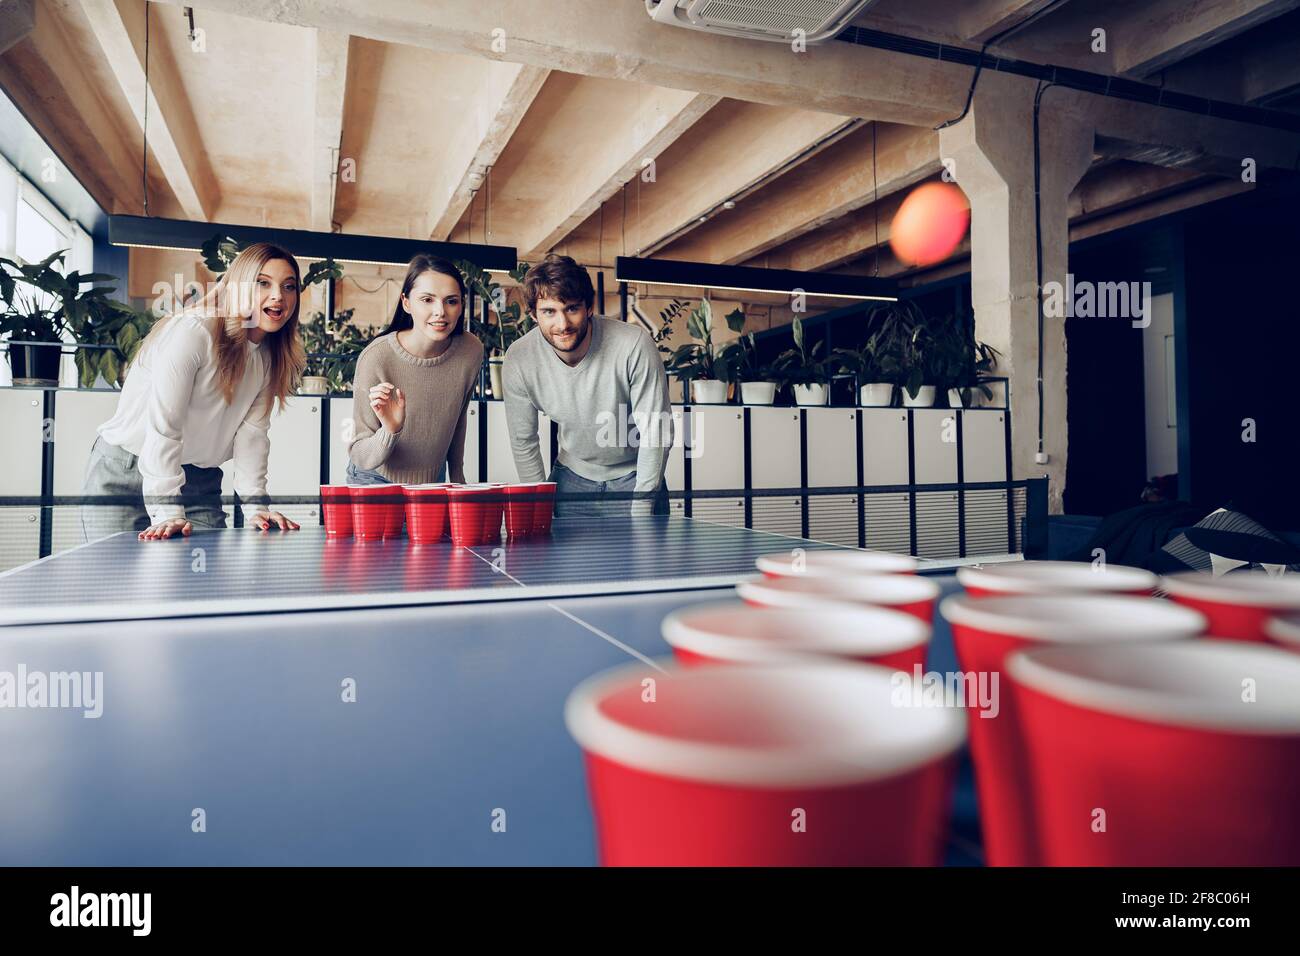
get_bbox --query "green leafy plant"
[715,308,771,384]
[1,250,156,387]
[457,259,532,356]
[200,234,241,275]
[298,308,375,392]
[854,299,929,398]
[925,310,1000,403]
[772,315,830,389]
[654,297,689,358]
[664,298,726,382]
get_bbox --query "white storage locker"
[686,406,744,527]
[0,390,46,496]
[916,490,961,559]
[52,390,121,553]
[806,407,858,546]
[223,397,322,526]
[462,401,482,483]
[863,492,911,554]
[0,390,49,569]
[487,403,554,482]
[912,409,958,484]
[860,409,910,549]
[486,401,514,482]
[961,410,1010,557]
[961,410,1007,482]
[662,407,686,499]
[327,397,354,485]
[861,410,909,484]
[0,508,41,573]
[748,407,801,538]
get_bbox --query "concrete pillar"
[939,71,1095,514]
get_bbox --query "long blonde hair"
[139,242,306,412]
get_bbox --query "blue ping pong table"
[0,516,983,865]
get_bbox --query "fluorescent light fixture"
[615,256,897,301]
[109,215,518,271]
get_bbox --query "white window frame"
[2,165,93,386]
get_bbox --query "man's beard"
[544,318,591,353]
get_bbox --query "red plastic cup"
[447,486,490,546]
[474,483,506,543]
[504,484,541,538]
[1265,614,1300,653]
[939,593,1206,866]
[737,572,940,624]
[565,659,965,866]
[1162,572,1300,642]
[662,600,930,672]
[1009,640,1300,865]
[320,485,352,537]
[756,549,917,578]
[957,560,1156,598]
[532,481,557,534]
[349,485,397,541]
[404,484,449,544]
[383,484,406,539]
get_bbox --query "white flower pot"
[859,383,894,407]
[740,381,777,405]
[489,358,504,399]
[947,387,965,409]
[691,379,728,404]
[793,383,828,407]
[301,375,330,395]
[902,385,936,408]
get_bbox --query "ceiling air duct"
[645,0,881,44]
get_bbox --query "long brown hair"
[139,242,306,412]
[385,254,468,336]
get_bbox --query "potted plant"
[720,332,778,405]
[299,308,375,394]
[832,343,892,407]
[773,316,830,406]
[930,311,1000,408]
[854,300,939,408]
[665,298,727,403]
[2,250,136,387]
[458,259,532,399]
[716,309,778,405]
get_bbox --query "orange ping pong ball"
[889,182,970,267]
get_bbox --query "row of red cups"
[566,551,1300,866]
[320,481,555,545]
[942,559,1300,866]
[566,549,961,866]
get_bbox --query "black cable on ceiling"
[836,24,1300,133]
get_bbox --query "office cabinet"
[749,407,801,539]
[52,390,120,554]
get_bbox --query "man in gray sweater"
[503,255,671,517]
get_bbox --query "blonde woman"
[82,242,306,542]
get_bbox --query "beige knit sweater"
[347,330,484,484]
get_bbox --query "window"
[16,191,70,266]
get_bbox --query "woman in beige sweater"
[346,255,484,485]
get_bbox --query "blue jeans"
[345,462,392,486]
[345,463,447,485]
[549,461,668,517]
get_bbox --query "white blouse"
[98,311,272,524]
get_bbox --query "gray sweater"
[347,330,483,484]
[503,317,671,494]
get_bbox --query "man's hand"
[369,382,406,435]
[251,511,300,532]
[139,518,192,540]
